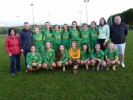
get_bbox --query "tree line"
[107,8,133,29]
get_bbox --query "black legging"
[98,39,107,51]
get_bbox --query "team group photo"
[0,0,133,99]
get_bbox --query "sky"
[0,0,132,26]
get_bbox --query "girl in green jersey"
[80,23,90,46]
[80,43,91,70]
[62,24,70,49]
[41,22,53,43]
[42,42,56,71]
[90,43,106,71]
[52,25,62,51]
[33,27,44,54]
[26,45,42,72]
[70,21,80,47]
[89,21,98,50]
[55,44,69,72]
[105,42,120,70]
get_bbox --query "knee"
[91,59,95,65]
[117,61,120,65]
[83,60,86,64]
[102,61,106,67]
[41,63,47,69]
[80,60,84,65]
[65,61,69,66]
[87,60,90,65]
[37,64,41,69]
[68,60,72,65]
[51,62,56,68]
[57,62,62,67]
[77,59,80,64]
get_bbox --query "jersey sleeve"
[26,53,32,66]
[37,53,42,65]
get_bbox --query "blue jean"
[10,54,21,74]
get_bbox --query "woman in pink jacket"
[5,28,21,75]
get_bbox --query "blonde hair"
[108,42,115,51]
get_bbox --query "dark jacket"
[19,29,34,51]
[110,23,128,44]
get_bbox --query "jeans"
[10,54,21,74]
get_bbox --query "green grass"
[0,31,133,100]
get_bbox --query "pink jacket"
[5,36,21,54]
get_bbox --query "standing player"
[41,22,53,44]
[70,21,80,47]
[52,25,62,50]
[89,21,98,50]
[62,24,70,49]
[32,27,44,54]
[80,23,90,46]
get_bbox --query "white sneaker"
[121,63,125,68]
[112,66,116,70]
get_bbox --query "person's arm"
[100,51,104,61]
[79,30,82,39]
[42,53,50,66]
[19,31,23,50]
[49,50,55,64]
[110,25,112,39]
[30,31,34,46]
[37,53,42,65]
[26,53,32,66]
[61,51,68,63]
[77,48,80,59]
[105,25,110,43]
[124,24,128,37]
[68,49,72,59]
[4,37,10,55]
[41,30,45,42]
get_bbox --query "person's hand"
[21,49,24,53]
[111,61,116,65]
[32,63,37,66]
[103,42,106,47]
[9,53,12,56]
[97,59,101,62]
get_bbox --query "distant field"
[0,31,133,100]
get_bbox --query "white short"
[114,43,126,54]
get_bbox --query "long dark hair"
[94,43,100,53]
[99,17,107,26]
[72,21,80,33]
[62,24,69,38]
[82,43,89,54]
[55,44,64,60]
[8,28,16,36]
[45,22,52,33]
